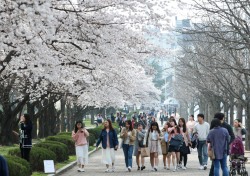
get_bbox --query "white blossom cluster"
[0,0,178,108]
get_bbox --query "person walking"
[207,118,230,176]
[133,123,146,171]
[161,122,170,170]
[193,113,210,170]
[144,122,162,172]
[178,118,191,170]
[209,112,235,176]
[120,120,136,172]
[233,118,246,140]
[72,121,89,172]
[168,118,182,172]
[13,114,33,162]
[186,115,196,138]
[96,119,118,172]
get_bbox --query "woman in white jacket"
[143,121,162,171]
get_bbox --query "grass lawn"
[0,145,19,156]
[83,118,96,128]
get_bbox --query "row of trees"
[0,0,180,145]
[175,0,250,150]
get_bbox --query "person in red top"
[72,121,89,172]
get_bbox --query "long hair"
[125,120,133,131]
[150,122,161,134]
[103,119,114,131]
[178,118,187,133]
[74,120,83,133]
[169,118,180,134]
[23,114,31,124]
[169,118,177,126]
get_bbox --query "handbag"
[208,147,215,160]
[138,140,144,148]
[141,147,150,157]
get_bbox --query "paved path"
[60,148,250,176]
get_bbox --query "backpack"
[230,136,244,156]
[170,134,183,150]
[191,133,198,149]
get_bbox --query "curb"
[48,148,99,176]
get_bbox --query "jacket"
[20,122,32,148]
[120,127,136,145]
[96,129,118,149]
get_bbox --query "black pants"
[209,160,214,176]
[20,147,31,162]
[180,153,188,166]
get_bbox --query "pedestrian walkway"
[60,148,250,176]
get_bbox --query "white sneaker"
[105,169,109,173]
[164,166,167,169]
[112,166,115,172]
[80,168,85,172]
[151,168,155,171]
[173,166,177,172]
[182,166,187,170]
[128,166,131,172]
[77,168,81,172]
[199,165,204,170]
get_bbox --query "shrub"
[46,136,75,155]
[5,155,32,176]
[7,160,30,176]
[30,147,56,171]
[88,133,96,146]
[35,142,69,162]
[57,132,71,136]
[87,129,98,139]
[8,147,21,157]
[8,147,57,171]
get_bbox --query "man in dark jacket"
[0,155,9,176]
[209,112,235,176]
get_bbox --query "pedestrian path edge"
[48,147,98,176]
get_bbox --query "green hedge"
[88,133,95,146]
[8,147,56,171]
[34,142,68,162]
[30,147,56,171]
[5,155,32,176]
[57,132,71,136]
[46,136,75,155]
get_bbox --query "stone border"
[48,147,99,176]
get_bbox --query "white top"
[151,130,158,141]
[193,121,210,141]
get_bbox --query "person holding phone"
[13,114,33,162]
[96,119,118,172]
[120,120,136,172]
[233,119,246,140]
[72,121,89,172]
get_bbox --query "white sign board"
[44,160,55,173]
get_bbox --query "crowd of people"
[71,111,247,175]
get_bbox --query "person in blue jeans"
[193,114,210,170]
[120,120,136,172]
[207,118,230,176]
[0,155,9,176]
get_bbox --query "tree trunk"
[27,102,37,139]
[223,101,229,124]
[229,104,234,126]
[236,102,243,122]
[60,98,66,132]
[189,101,195,116]
[244,101,250,150]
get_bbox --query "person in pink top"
[72,121,89,172]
